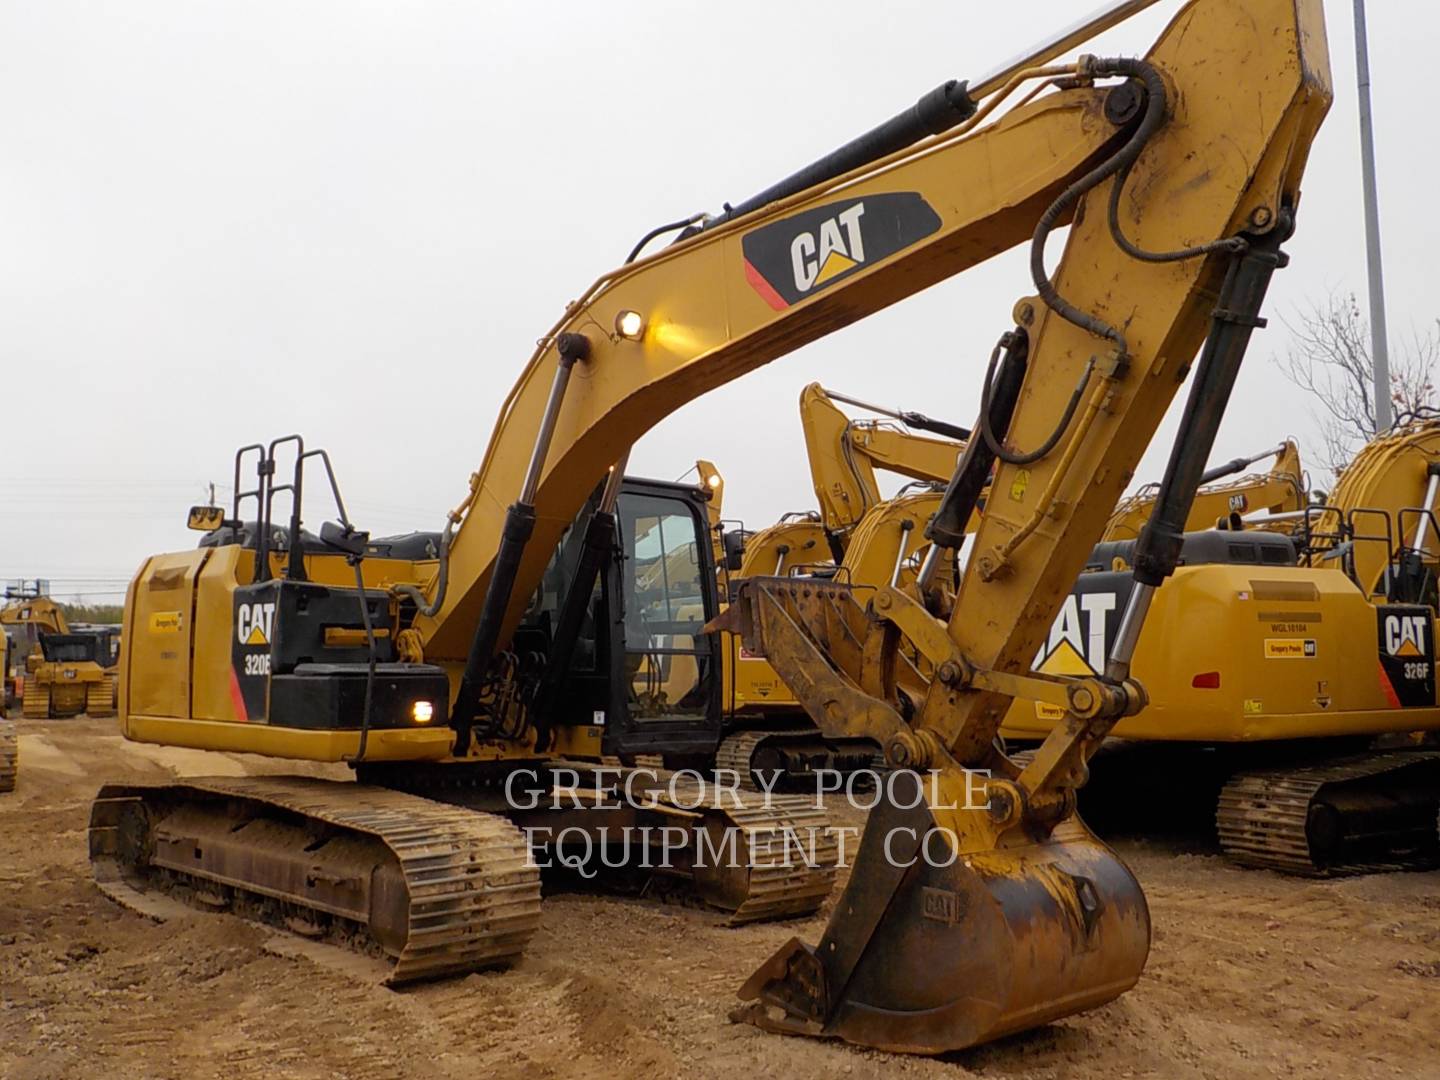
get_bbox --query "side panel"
[1002,564,1440,742]
[124,550,207,721]
[192,546,251,722]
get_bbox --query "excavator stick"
[720,580,1150,1051]
[714,0,1332,1053]
[736,773,1147,1052]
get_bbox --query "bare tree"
[1273,292,1439,475]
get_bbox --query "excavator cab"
[519,477,724,760]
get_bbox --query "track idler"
[733,769,1149,1054]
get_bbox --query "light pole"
[1353,0,1392,432]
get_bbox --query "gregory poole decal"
[742,193,942,310]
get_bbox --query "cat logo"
[1384,613,1427,657]
[1228,493,1249,513]
[789,202,867,293]
[741,192,941,310]
[1032,592,1118,720]
[236,601,275,646]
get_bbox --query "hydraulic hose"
[979,334,1094,466]
[626,213,707,264]
[390,519,455,618]
[347,557,378,764]
[1029,56,1166,359]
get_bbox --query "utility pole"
[1353,0,1391,432]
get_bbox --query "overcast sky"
[3,1,1436,602]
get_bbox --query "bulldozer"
[91,0,1329,1056]
[22,628,120,719]
[1003,420,1440,875]
[1,593,121,718]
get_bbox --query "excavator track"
[1216,751,1440,875]
[0,718,15,793]
[86,677,117,718]
[664,771,839,923]
[715,728,877,792]
[715,731,770,789]
[21,685,49,720]
[89,776,541,984]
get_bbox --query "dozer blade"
[734,770,1149,1054]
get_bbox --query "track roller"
[89,776,542,984]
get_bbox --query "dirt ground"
[2,717,1438,1080]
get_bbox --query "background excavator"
[1004,420,1440,875]
[798,382,968,559]
[717,384,971,780]
[727,382,968,582]
[1100,439,1307,542]
[90,0,1329,1057]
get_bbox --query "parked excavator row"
[1005,420,1440,875]
[92,0,1331,1056]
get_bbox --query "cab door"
[602,483,722,757]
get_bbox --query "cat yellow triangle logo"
[814,250,857,285]
[1039,638,1096,677]
[1033,639,1095,720]
[1395,639,1423,657]
[244,625,269,646]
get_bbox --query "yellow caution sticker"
[1264,638,1316,659]
[1244,698,1263,715]
[1009,468,1031,502]
[149,611,183,633]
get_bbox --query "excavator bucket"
[734,769,1149,1053]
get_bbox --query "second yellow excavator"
[716,385,970,779]
[1101,438,1307,542]
[1004,420,1440,875]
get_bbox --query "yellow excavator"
[725,382,967,582]
[1,593,67,706]
[1004,420,1440,875]
[1100,438,1306,542]
[716,386,969,776]
[799,382,968,557]
[92,0,1329,1056]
